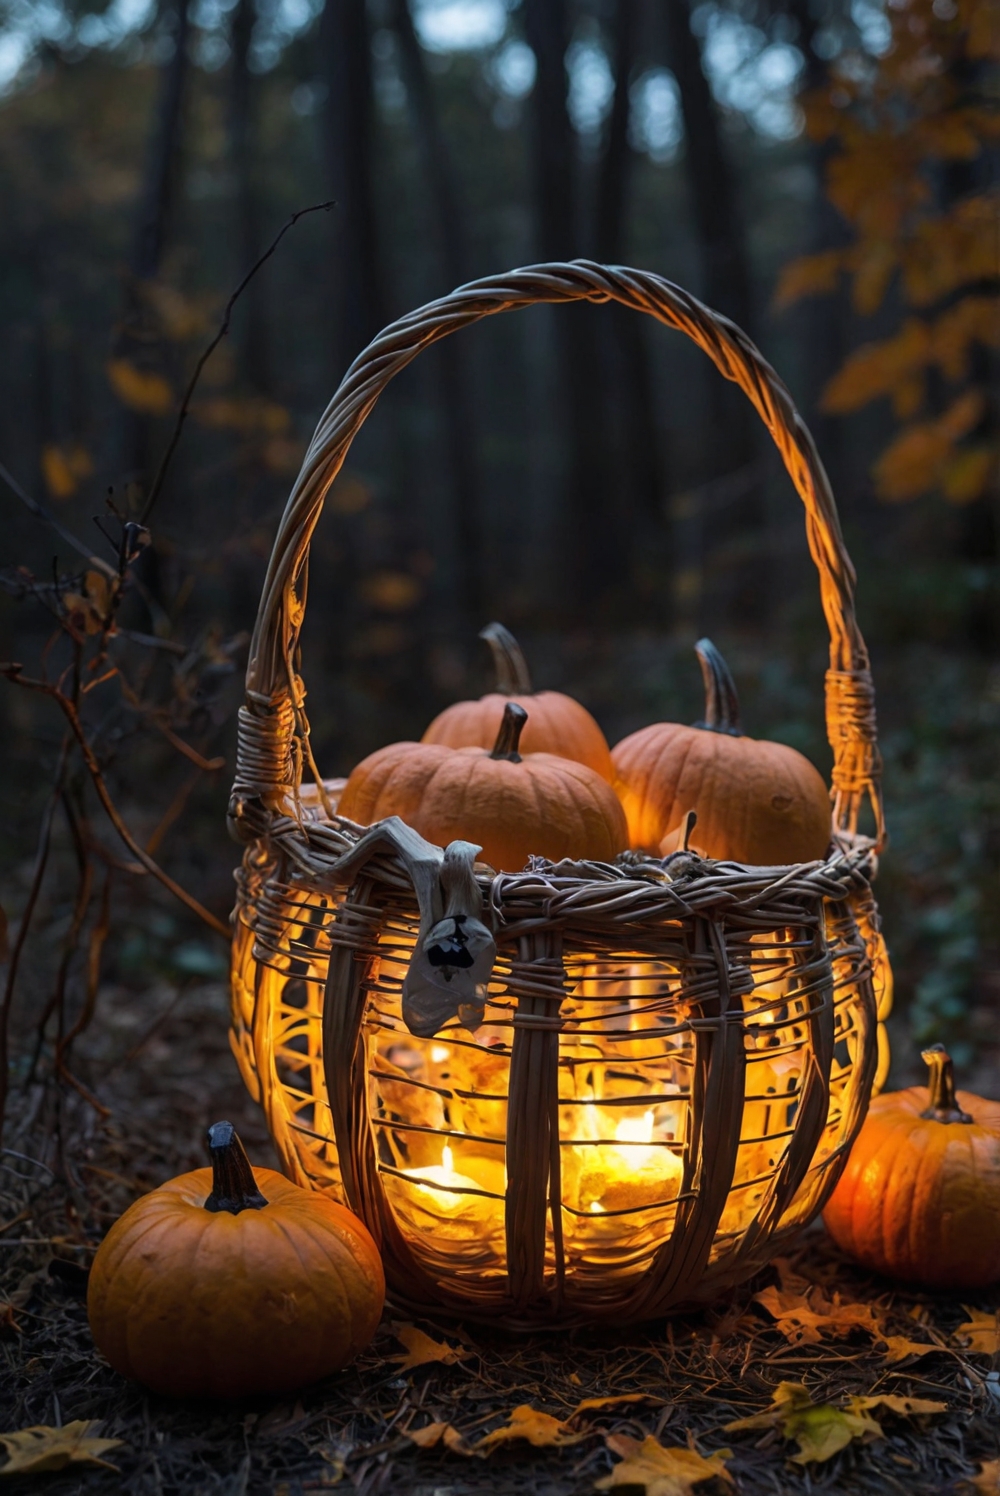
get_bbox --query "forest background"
[0,0,997,1142]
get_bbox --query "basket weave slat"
[228,262,891,1326]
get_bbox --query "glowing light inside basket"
[409,1144,481,1205]
[573,1102,684,1215]
[389,1141,500,1241]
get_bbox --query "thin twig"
[56,869,112,1076]
[1,667,229,936]
[0,462,117,577]
[140,198,336,524]
[145,765,204,855]
[24,793,94,1089]
[0,739,71,1148]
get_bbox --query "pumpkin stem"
[490,702,528,762]
[204,1121,269,1213]
[693,639,742,736]
[920,1045,974,1124]
[480,622,533,695]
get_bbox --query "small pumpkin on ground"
[611,639,831,866]
[88,1123,385,1398]
[823,1045,1000,1289]
[422,622,613,780]
[340,702,627,872]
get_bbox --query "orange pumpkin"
[823,1045,1000,1289]
[340,701,627,872]
[88,1122,385,1398]
[422,622,613,780]
[611,639,831,865]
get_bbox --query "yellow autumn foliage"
[778,0,998,506]
[41,443,93,500]
[193,395,291,436]
[874,391,986,501]
[106,358,174,415]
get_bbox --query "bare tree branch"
[0,461,116,578]
[141,198,336,524]
[1,666,229,937]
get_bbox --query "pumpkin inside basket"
[227,262,890,1327]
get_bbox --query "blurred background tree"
[0,0,996,1128]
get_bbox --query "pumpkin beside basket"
[227,262,891,1328]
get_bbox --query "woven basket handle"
[232,261,884,849]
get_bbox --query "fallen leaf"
[771,1256,814,1295]
[574,1393,669,1415]
[596,1433,732,1494]
[0,1421,122,1475]
[955,1310,1000,1355]
[879,1334,942,1363]
[725,1381,882,1465]
[849,1393,947,1417]
[970,1458,1000,1493]
[404,1421,472,1454]
[753,1285,881,1345]
[474,1405,584,1451]
[389,1323,471,1371]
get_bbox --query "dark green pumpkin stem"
[204,1121,268,1213]
[920,1045,973,1124]
[490,702,527,762]
[693,638,742,736]
[480,622,533,696]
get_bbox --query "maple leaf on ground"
[879,1334,944,1364]
[596,1433,732,1495]
[725,1382,881,1465]
[389,1323,471,1371]
[403,1422,473,1455]
[955,1311,1000,1355]
[473,1405,584,1452]
[0,1421,122,1475]
[752,1285,881,1345]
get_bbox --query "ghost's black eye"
[428,939,475,969]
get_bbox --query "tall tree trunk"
[388,0,483,626]
[132,0,190,285]
[319,0,385,375]
[662,0,761,627]
[785,0,850,505]
[229,0,269,393]
[115,0,191,497]
[112,0,190,636]
[524,0,615,614]
[662,0,752,334]
[595,0,669,619]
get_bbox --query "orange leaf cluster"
[777,0,998,506]
[752,1282,882,1345]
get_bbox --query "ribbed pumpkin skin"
[611,722,832,866]
[823,1087,1000,1288]
[88,1167,385,1398]
[339,741,627,871]
[423,692,613,781]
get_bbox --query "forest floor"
[1,981,998,1496]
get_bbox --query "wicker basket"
[228,262,891,1328]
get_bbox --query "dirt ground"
[1,981,998,1495]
